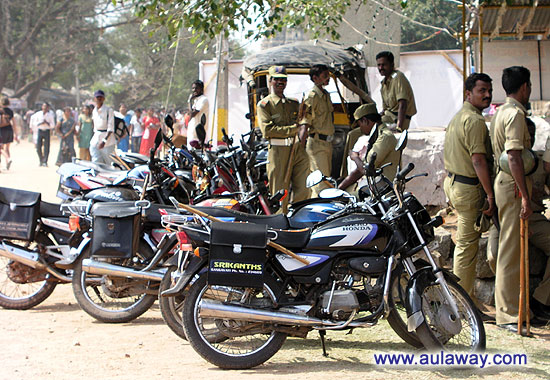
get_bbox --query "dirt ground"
[1,140,550,380]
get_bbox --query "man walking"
[90,90,116,164]
[490,66,534,332]
[300,64,334,197]
[376,51,416,132]
[31,102,55,167]
[443,73,495,300]
[257,66,310,212]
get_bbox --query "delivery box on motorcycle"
[0,187,41,241]
[90,202,140,259]
[208,221,268,288]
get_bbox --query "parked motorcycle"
[161,132,484,369]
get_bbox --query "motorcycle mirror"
[306,170,324,188]
[153,128,163,150]
[395,130,408,152]
[112,173,128,185]
[164,114,174,130]
[318,188,348,199]
[367,124,379,146]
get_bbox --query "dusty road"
[1,140,550,380]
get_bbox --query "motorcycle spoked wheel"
[71,241,157,323]
[414,275,486,351]
[0,233,58,310]
[183,273,287,369]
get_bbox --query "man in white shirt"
[90,90,116,164]
[186,80,209,149]
[30,102,56,167]
[130,108,144,153]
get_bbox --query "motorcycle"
[160,132,485,369]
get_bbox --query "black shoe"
[530,315,549,327]
[479,311,496,323]
[531,298,550,321]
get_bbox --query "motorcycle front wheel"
[183,273,287,369]
[0,233,58,310]
[414,275,485,351]
[159,266,187,339]
[71,241,157,323]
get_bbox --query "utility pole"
[213,33,229,145]
[75,63,80,107]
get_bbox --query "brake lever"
[405,173,428,183]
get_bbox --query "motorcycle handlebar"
[395,162,414,181]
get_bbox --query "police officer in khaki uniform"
[257,66,310,212]
[300,64,334,197]
[443,73,495,300]
[376,51,417,132]
[490,66,534,332]
[338,103,400,191]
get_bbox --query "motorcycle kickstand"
[319,330,328,357]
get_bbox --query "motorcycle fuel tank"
[84,187,140,202]
[306,213,391,252]
[288,202,345,228]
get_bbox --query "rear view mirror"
[368,124,379,146]
[395,130,408,152]
[306,170,324,188]
[164,114,174,130]
[318,188,348,199]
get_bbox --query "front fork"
[404,211,460,319]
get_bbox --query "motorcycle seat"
[271,228,310,248]
[195,206,290,230]
[40,201,65,218]
[143,203,178,224]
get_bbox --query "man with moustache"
[443,73,495,301]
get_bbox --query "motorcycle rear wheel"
[183,273,287,369]
[414,275,485,351]
[71,241,157,323]
[0,233,57,310]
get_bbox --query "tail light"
[69,215,80,231]
[176,231,193,251]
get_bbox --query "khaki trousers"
[494,171,532,324]
[443,176,484,298]
[306,136,332,197]
[267,143,310,212]
[381,113,411,131]
[487,212,550,306]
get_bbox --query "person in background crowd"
[140,108,160,156]
[12,110,23,143]
[90,90,116,164]
[130,108,144,153]
[76,105,93,161]
[300,64,334,197]
[117,104,131,152]
[376,51,417,132]
[187,80,209,149]
[55,106,76,166]
[31,102,55,167]
[0,97,17,171]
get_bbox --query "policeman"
[338,103,400,191]
[300,64,334,197]
[443,73,495,300]
[489,66,534,332]
[376,51,417,132]
[257,66,310,212]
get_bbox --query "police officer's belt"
[96,129,108,132]
[388,110,412,120]
[447,172,479,185]
[269,137,294,146]
[309,133,334,142]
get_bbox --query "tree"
[0,0,134,106]
[400,0,462,51]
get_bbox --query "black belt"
[96,129,107,132]
[388,110,412,120]
[309,133,332,141]
[448,172,479,185]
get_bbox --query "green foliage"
[400,0,462,51]
[122,0,351,43]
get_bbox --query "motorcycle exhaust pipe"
[82,258,165,281]
[199,299,349,327]
[0,241,47,270]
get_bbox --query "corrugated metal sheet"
[470,1,550,37]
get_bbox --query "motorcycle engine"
[320,290,359,320]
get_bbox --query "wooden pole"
[518,218,525,335]
[462,0,467,101]
[525,220,531,335]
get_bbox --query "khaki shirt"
[444,101,492,178]
[300,85,334,135]
[367,124,400,180]
[489,97,531,165]
[381,70,417,121]
[257,94,299,139]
